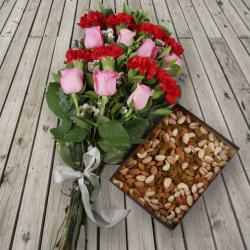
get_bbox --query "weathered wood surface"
[0,0,249,249]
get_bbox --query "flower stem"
[100,96,109,115]
[72,93,80,116]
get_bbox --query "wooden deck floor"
[0,0,250,249]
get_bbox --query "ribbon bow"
[54,147,130,228]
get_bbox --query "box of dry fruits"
[110,105,239,229]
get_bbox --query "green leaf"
[157,47,171,60]
[101,57,115,71]
[71,116,90,130]
[96,115,110,127]
[153,89,165,99]
[153,108,172,116]
[64,127,88,142]
[84,91,98,99]
[124,117,150,141]
[99,2,106,14]
[159,24,172,36]
[50,119,72,141]
[111,103,124,118]
[50,127,65,141]
[123,3,131,15]
[46,82,73,118]
[104,151,125,164]
[85,73,94,89]
[130,138,146,144]
[98,140,128,152]
[59,144,73,165]
[53,72,60,82]
[116,42,128,52]
[98,121,130,147]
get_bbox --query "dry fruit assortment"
[111,107,237,227]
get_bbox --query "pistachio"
[164,178,172,189]
[187,195,193,206]
[142,156,152,164]
[145,175,155,184]
[191,184,198,194]
[172,128,178,137]
[182,162,189,170]
[155,155,166,161]
[136,175,146,182]
[182,133,190,144]
[198,139,208,147]
[178,115,186,124]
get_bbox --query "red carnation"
[65,48,91,63]
[137,23,167,40]
[106,13,136,28]
[91,45,124,60]
[127,56,158,80]
[78,11,106,29]
[157,69,181,104]
[164,37,184,56]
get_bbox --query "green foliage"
[153,107,172,116]
[64,127,89,142]
[124,117,150,142]
[46,82,74,118]
[98,121,130,147]
[71,116,90,130]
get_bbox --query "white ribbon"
[54,147,130,228]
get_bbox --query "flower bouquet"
[46,3,184,249]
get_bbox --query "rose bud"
[93,70,120,96]
[137,38,159,59]
[60,68,84,94]
[165,53,182,67]
[117,28,136,46]
[127,84,154,110]
[84,26,103,49]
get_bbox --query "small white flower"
[121,107,128,114]
[102,28,114,39]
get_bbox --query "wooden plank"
[115,0,126,12]
[210,37,250,126]
[181,38,249,249]
[0,0,18,32]
[241,37,250,53]
[196,0,250,86]
[98,166,127,250]
[0,36,42,250]
[10,0,78,247]
[0,0,42,111]
[207,0,250,38]
[0,1,68,250]
[165,0,193,38]
[178,0,250,184]
[228,0,250,30]
[0,0,30,66]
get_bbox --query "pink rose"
[117,28,136,46]
[60,68,84,94]
[165,53,182,67]
[127,84,154,110]
[137,38,159,59]
[93,70,119,96]
[84,26,103,49]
